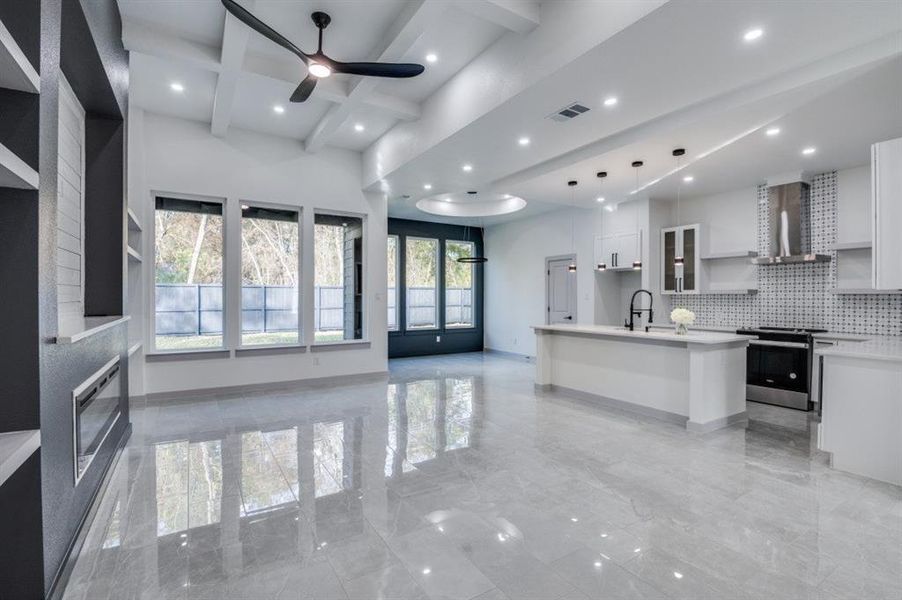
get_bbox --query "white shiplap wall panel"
[57,75,85,324]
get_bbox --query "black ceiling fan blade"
[327,60,425,78]
[290,76,317,103]
[221,0,310,64]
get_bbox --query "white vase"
[675,322,689,335]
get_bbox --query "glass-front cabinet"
[661,224,703,294]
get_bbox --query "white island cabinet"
[533,324,749,433]
[818,338,902,486]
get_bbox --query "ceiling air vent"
[548,102,590,122]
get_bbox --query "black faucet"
[625,289,654,331]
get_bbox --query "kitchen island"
[533,324,750,432]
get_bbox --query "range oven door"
[746,339,811,410]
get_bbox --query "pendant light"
[630,161,643,270]
[567,180,577,272]
[457,191,488,263]
[596,171,607,272]
[672,148,685,267]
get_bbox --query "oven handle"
[748,339,809,349]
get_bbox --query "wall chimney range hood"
[751,181,831,265]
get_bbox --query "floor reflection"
[63,357,902,600]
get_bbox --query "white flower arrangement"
[670,308,696,326]
[670,308,695,334]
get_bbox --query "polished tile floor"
[63,353,901,600]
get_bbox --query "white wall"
[132,112,387,395]
[484,206,609,356]
[675,186,758,255]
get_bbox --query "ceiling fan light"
[309,63,331,78]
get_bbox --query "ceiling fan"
[221,0,426,103]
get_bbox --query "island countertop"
[532,324,752,346]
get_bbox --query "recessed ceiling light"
[423,183,432,190]
[743,28,764,42]
[273,104,285,114]
[170,82,184,93]
[462,164,473,172]
[605,205,614,212]
[603,97,618,107]
[596,196,605,203]
[518,137,530,146]
[425,53,437,63]
[683,175,694,182]
[354,123,365,132]
[766,127,780,136]
[802,147,816,155]
[422,568,432,575]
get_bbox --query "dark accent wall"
[388,218,484,358]
[84,115,125,316]
[0,453,43,598]
[37,0,130,595]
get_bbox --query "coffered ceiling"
[120,0,902,224]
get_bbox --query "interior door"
[547,257,576,324]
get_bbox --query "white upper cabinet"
[594,231,642,270]
[872,138,902,290]
[836,166,872,246]
[596,202,642,270]
[661,224,705,294]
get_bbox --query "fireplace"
[72,357,121,484]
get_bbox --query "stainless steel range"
[735,326,826,411]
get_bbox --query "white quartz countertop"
[0,429,40,486]
[816,336,902,363]
[532,324,751,345]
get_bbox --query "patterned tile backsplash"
[672,171,902,336]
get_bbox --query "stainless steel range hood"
[751,181,831,265]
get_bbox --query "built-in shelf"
[128,342,142,357]
[0,141,38,190]
[832,241,872,251]
[127,246,142,263]
[0,18,39,94]
[56,315,130,344]
[701,250,758,260]
[0,429,40,487]
[127,208,142,232]
[830,288,902,295]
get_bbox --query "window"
[314,213,364,342]
[406,237,438,330]
[240,205,300,346]
[445,241,475,328]
[154,197,224,351]
[387,235,399,331]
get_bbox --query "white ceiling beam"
[454,0,540,34]
[211,2,255,137]
[304,0,446,152]
[123,18,421,124]
[122,18,221,72]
